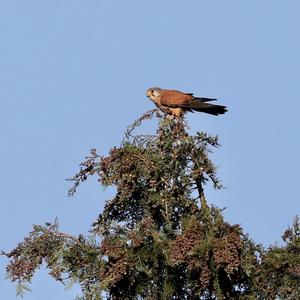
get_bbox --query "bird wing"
[160,90,193,108]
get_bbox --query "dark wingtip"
[194,97,218,102]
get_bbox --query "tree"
[3,111,300,299]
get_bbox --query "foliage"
[254,216,300,299]
[3,111,300,299]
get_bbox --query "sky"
[1,1,300,299]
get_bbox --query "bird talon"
[166,114,175,121]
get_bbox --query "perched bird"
[146,87,227,117]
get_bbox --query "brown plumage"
[146,87,227,117]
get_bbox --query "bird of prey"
[146,87,227,117]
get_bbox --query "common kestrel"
[146,87,227,117]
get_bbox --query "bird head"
[146,87,161,100]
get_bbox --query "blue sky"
[1,1,300,299]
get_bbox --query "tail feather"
[183,99,227,116]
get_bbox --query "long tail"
[187,98,227,116]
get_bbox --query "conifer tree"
[3,111,300,299]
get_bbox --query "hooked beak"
[146,90,151,98]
